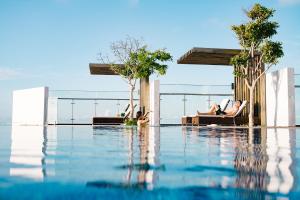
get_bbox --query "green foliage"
[111,46,172,80]
[233,69,248,79]
[124,119,137,126]
[246,3,275,21]
[230,51,249,66]
[231,3,283,78]
[231,4,279,50]
[261,40,284,64]
[232,21,279,48]
[106,37,172,120]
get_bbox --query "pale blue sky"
[0,0,300,122]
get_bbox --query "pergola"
[89,63,150,115]
[89,63,120,75]
[177,47,266,126]
[177,47,241,65]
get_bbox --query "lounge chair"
[191,100,247,126]
[92,104,137,126]
[182,99,230,125]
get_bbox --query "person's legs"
[197,104,218,115]
[209,104,219,113]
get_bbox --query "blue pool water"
[0,125,299,199]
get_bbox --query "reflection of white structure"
[266,128,295,194]
[9,126,57,180]
[46,126,57,177]
[10,126,45,180]
[145,127,160,189]
[220,136,230,166]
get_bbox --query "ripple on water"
[0,126,299,199]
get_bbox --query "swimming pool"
[0,125,299,199]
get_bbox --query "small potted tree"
[230,4,284,127]
[101,36,172,125]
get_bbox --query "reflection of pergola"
[178,47,266,126]
[89,63,150,114]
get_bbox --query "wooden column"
[234,68,249,124]
[234,60,267,126]
[260,71,267,126]
[140,77,150,115]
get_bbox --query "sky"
[0,0,300,122]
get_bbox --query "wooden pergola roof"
[177,47,241,66]
[89,63,124,75]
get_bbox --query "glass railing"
[49,85,233,125]
[49,90,139,124]
[49,77,299,125]
[160,84,233,124]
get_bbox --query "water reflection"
[9,125,56,180]
[235,128,295,194]
[10,126,45,180]
[233,128,269,199]
[3,125,296,197]
[119,126,161,190]
[0,126,12,184]
[266,128,295,194]
[183,127,295,195]
[137,126,160,190]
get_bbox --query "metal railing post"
[71,99,75,124]
[94,100,98,116]
[183,95,187,116]
[116,100,120,116]
[207,95,211,109]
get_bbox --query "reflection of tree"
[124,127,134,185]
[233,128,296,198]
[137,127,149,184]
[233,128,269,199]
[194,127,270,198]
[122,126,161,189]
[188,127,295,197]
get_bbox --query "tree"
[230,3,284,127]
[101,36,172,122]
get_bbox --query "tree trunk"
[248,87,255,127]
[129,85,135,120]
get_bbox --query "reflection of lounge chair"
[182,99,230,125]
[191,101,247,126]
[93,104,137,126]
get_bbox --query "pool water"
[0,125,299,199]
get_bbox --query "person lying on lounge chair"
[136,111,149,126]
[197,100,242,116]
